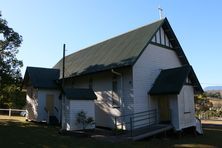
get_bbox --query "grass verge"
[0,115,222,148]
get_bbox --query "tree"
[0,12,25,108]
[195,93,213,115]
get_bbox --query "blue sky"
[0,0,222,88]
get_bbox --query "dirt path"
[201,119,222,125]
[0,115,26,122]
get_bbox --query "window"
[89,78,93,89]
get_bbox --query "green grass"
[0,116,222,148]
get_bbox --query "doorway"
[45,94,54,116]
[158,96,170,123]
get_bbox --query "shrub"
[76,110,94,130]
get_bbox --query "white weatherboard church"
[23,18,203,133]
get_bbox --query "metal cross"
[158,6,163,19]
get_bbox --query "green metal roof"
[23,67,60,89]
[53,18,202,93]
[149,66,203,95]
[64,88,97,100]
[54,19,166,78]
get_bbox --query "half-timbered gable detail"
[151,27,173,48]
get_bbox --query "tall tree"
[0,12,25,108]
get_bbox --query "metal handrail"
[54,106,59,112]
[117,109,156,119]
[114,109,157,134]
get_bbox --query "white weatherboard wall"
[64,68,133,129]
[177,85,195,130]
[133,44,182,114]
[169,95,180,130]
[93,68,133,129]
[93,72,120,129]
[26,88,61,123]
[37,89,61,122]
[63,100,95,131]
[26,86,38,121]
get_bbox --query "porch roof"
[64,88,97,100]
[149,66,203,95]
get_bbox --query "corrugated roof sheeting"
[54,19,165,78]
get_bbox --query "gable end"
[132,18,190,67]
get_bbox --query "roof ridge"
[27,66,59,70]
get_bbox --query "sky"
[0,0,222,88]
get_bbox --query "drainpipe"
[111,69,123,108]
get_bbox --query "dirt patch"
[59,127,130,142]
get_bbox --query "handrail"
[114,109,158,136]
[54,106,59,112]
[117,109,156,119]
[44,107,48,113]
[44,107,50,124]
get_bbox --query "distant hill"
[204,86,222,91]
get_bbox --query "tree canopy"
[0,12,25,108]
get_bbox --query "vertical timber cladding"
[178,85,195,129]
[152,27,172,48]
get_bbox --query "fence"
[198,111,222,120]
[0,108,27,117]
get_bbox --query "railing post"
[9,108,11,117]
[114,117,117,129]
[169,109,172,124]
[148,113,150,127]
[26,110,28,117]
[154,109,157,124]
[130,117,133,137]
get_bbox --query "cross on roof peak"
[158,6,164,19]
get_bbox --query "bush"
[76,110,95,130]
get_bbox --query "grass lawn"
[0,116,222,148]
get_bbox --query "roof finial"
[158,6,163,19]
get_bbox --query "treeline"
[0,12,26,109]
[205,91,222,99]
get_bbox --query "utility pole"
[61,44,66,129]
[62,44,66,87]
